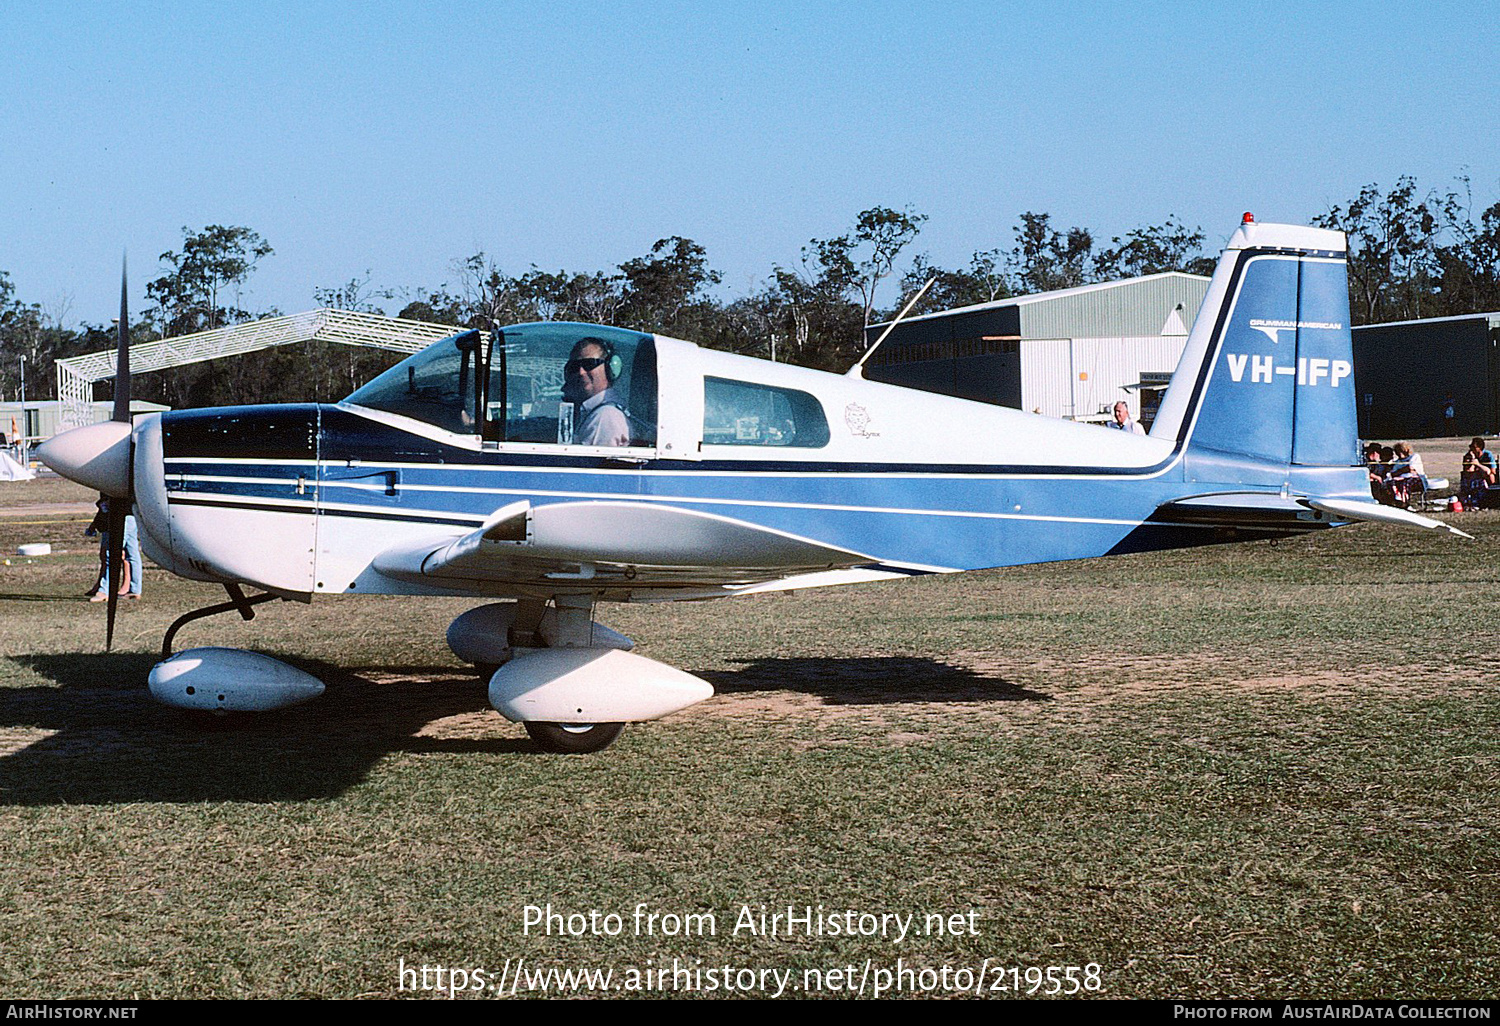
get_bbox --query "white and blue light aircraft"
[39,217,1465,752]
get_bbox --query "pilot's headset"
[576,337,624,383]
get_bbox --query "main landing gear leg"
[161,583,281,658]
[506,598,549,650]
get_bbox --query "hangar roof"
[869,271,1212,343]
[53,308,463,430]
[1350,311,1500,331]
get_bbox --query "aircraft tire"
[524,721,624,754]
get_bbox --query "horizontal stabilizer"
[1305,497,1472,539]
[1152,491,1471,538]
[1152,492,1329,529]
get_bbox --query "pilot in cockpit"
[561,337,631,447]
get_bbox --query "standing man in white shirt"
[1109,400,1146,436]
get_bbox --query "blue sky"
[2,1,1496,326]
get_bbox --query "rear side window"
[703,377,829,448]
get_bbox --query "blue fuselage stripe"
[164,457,1275,570]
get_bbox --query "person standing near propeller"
[86,494,141,602]
[36,258,139,646]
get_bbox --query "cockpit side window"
[703,377,829,448]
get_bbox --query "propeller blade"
[105,500,124,650]
[106,257,132,650]
[113,255,130,424]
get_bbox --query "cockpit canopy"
[344,323,657,446]
[345,321,834,453]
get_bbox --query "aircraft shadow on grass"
[0,654,528,805]
[0,653,1046,805]
[703,657,1052,706]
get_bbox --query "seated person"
[1459,436,1497,507]
[561,337,630,447]
[1365,443,1391,503]
[1385,441,1426,507]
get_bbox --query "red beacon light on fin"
[1242,211,1255,223]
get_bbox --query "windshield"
[345,330,483,435]
[344,323,656,447]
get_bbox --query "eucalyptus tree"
[147,225,273,336]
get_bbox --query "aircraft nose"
[36,420,132,497]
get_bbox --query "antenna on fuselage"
[847,276,936,378]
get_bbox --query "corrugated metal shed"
[1351,312,1500,438]
[869,272,1210,341]
[865,272,1210,423]
[1014,274,1208,338]
[1021,336,1195,420]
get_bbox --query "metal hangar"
[864,272,1210,428]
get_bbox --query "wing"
[371,500,885,592]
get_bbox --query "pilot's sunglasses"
[566,357,608,374]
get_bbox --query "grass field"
[0,474,1496,1000]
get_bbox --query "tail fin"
[1153,216,1356,479]
[1152,216,1468,539]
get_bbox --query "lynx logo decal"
[844,403,879,438]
